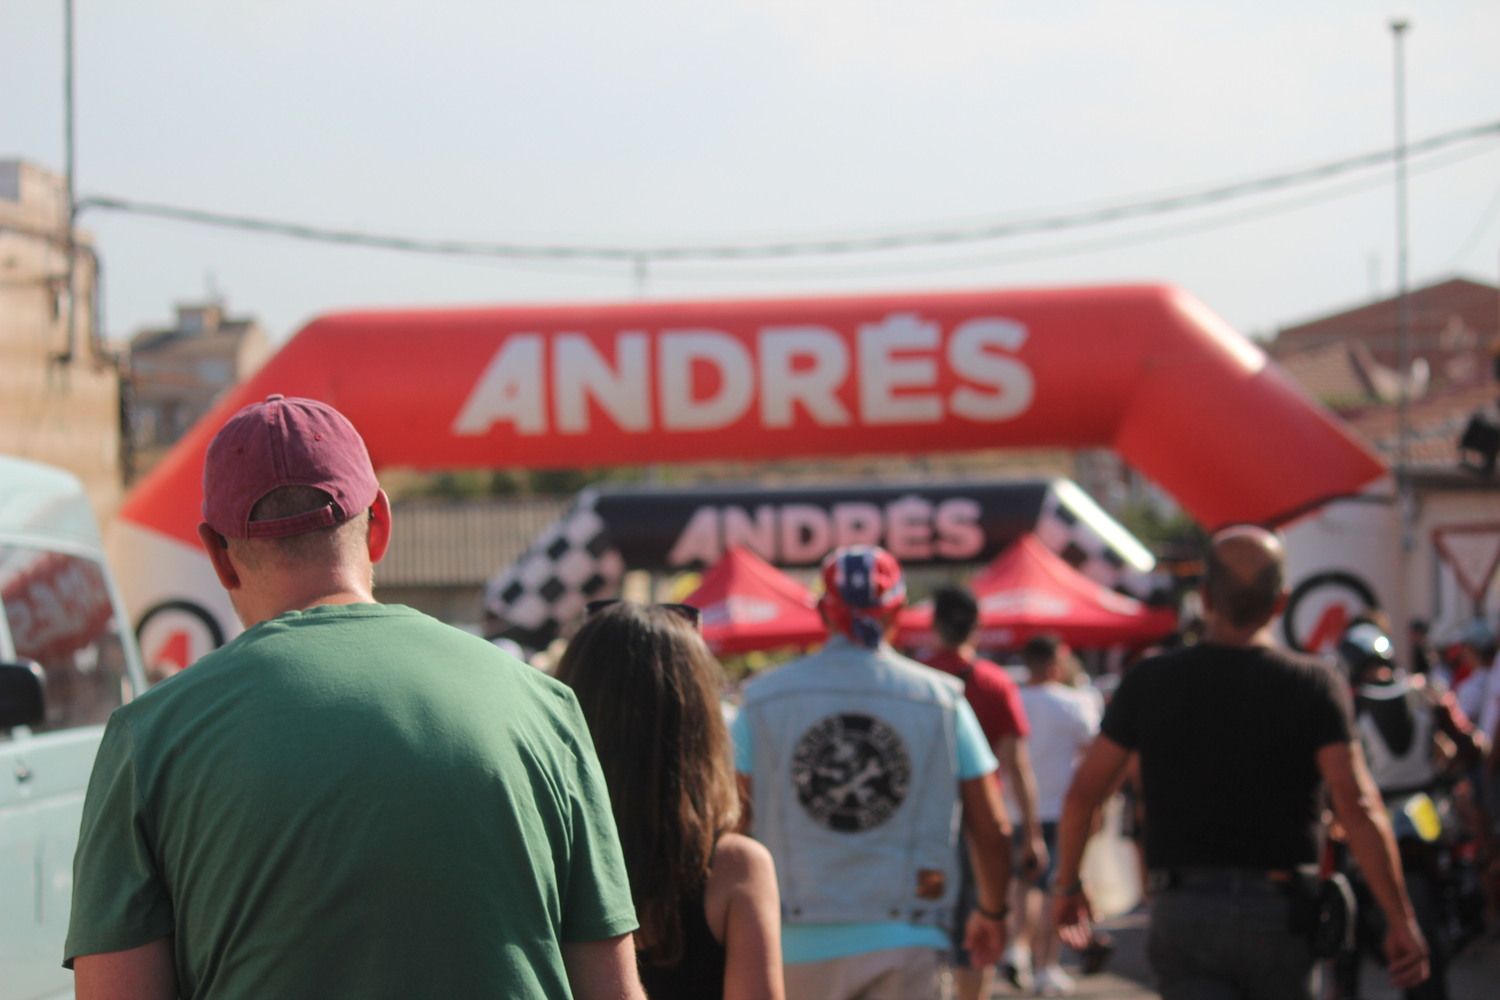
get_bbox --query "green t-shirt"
[65,604,636,999]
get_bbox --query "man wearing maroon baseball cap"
[732,545,1014,1000]
[190,394,390,626]
[67,395,645,1000]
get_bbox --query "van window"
[0,544,129,733]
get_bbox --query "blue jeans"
[1147,882,1315,1000]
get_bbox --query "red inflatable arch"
[113,285,1385,666]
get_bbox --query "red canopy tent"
[898,535,1177,650]
[682,546,825,655]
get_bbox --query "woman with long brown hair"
[556,602,784,1000]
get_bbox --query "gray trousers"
[1147,884,1316,1000]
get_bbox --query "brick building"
[126,301,270,482]
[0,160,123,518]
[1270,276,1500,471]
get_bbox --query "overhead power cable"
[1446,176,1500,269]
[77,118,1500,263]
[646,140,1499,283]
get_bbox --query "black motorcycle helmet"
[1337,622,1395,682]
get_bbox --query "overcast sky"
[4,1,1498,345]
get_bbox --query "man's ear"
[366,490,392,565]
[1272,589,1289,618]
[197,523,241,590]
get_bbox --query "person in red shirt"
[923,585,1045,1000]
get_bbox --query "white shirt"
[1478,653,1500,744]
[1008,681,1101,821]
[1456,668,1488,729]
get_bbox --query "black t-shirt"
[1101,642,1353,870]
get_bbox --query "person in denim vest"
[732,545,1013,1000]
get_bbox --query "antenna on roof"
[204,269,224,307]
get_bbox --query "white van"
[0,456,147,1000]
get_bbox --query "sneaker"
[1034,965,1075,997]
[999,945,1032,991]
[1078,931,1115,975]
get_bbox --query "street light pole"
[1388,17,1421,659]
[61,0,78,363]
[1391,18,1413,550]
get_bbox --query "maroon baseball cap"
[202,394,379,540]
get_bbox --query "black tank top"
[636,888,727,1000]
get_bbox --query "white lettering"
[452,335,546,435]
[830,502,884,548]
[884,496,935,561]
[667,508,721,567]
[660,331,754,431]
[934,498,984,559]
[724,505,776,558]
[779,504,832,563]
[455,311,1037,440]
[759,326,852,428]
[858,313,943,425]
[554,333,650,433]
[948,318,1034,421]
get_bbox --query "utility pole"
[1390,17,1417,654]
[1391,18,1413,536]
[60,0,78,363]
[633,254,650,299]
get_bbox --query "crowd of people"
[61,395,1500,1000]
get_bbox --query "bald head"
[1203,526,1285,631]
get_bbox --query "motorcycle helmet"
[1338,621,1394,682]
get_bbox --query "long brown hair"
[555,603,739,965]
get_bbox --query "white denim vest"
[1356,679,1436,795]
[741,636,965,927]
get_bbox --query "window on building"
[197,359,231,384]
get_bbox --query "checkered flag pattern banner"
[1035,483,1164,600]
[482,491,625,649]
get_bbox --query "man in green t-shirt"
[66,394,643,1000]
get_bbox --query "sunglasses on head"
[584,599,702,630]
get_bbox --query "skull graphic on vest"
[791,713,912,832]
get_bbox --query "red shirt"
[923,648,1030,746]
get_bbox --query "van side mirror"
[0,660,46,730]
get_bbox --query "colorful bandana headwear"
[817,545,907,648]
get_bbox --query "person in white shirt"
[1003,635,1100,997]
[1472,627,1500,820]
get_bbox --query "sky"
[4,1,1499,346]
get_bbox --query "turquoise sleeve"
[731,709,753,774]
[954,697,999,780]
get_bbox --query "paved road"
[980,910,1500,999]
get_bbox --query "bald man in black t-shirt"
[1051,526,1428,1000]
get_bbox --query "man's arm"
[1489,708,1500,776]
[997,735,1047,873]
[1428,685,1485,766]
[74,939,177,1000]
[959,771,1012,967]
[1318,740,1429,991]
[562,934,648,1000]
[1051,733,1132,950]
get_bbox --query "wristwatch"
[1053,879,1085,897]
